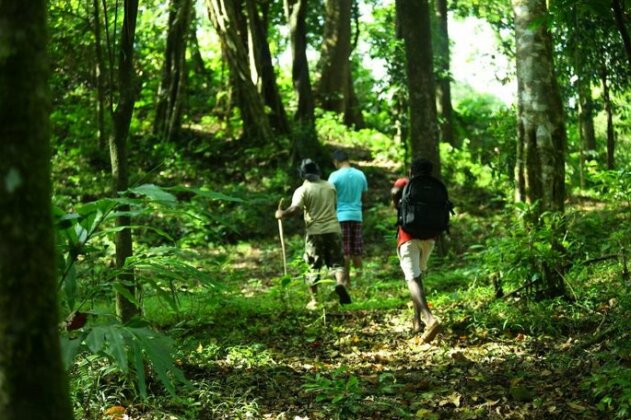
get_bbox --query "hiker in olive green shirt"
[275,159,351,308]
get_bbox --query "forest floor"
[127,146,627,420]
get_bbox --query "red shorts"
[340,221,363,256]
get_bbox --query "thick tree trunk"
[154,0,193,141]
[316,0,363,127]
[396,0,441,175]
[0,1,74,418]
[513,0,567,297]
[206,0,274,144]
[513,0,566,213]
[612,0,631,71]
[317,0,351,112]
[284,0,322,161]
[601,66,615,169]
[433,0,456,146]
[109,0,140,322]
[245,0,290,135]
[93,0,107,150]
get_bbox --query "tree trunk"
[612,0,631,71]
[513,0,566,213]
[433,0,456,146]
[513,0,567,297]
[154,0,193,141]
[317,0,351,112]
[245,0,290,135]
[316,0,363,127]
[0,1,74,417]
[601,66,615,169]
[206,0,274,144]
[109,0,141,323]
[93,0,107,150]
[396,0,441,175]
[284,0,322,162]
[344,61,365,129]
[190,19,212,80]
[572,30,596,188]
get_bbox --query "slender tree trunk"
[573,31,596,188]
[513,0,567,297]
[344,61,365,129]
[396,0,441,175]
[433,0,456,146]
[245,0,290,135]
[284,0,322,161]
[0,1,74,417]
[601,66,615,169]
[190,20,212,80]
[344,2,365,129]
[109,0,140,322]
[612,0,631,71]
[93,0,107,150]
[206,0,273,144]
[154,0,193,141]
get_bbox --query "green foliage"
[54,183,242,405]
[590,168,631,209]
[586,364,631,418]
[316,110,404,163]
[472,202,570,295]
[63,321,188,399]
[452,87,516,178]
[303,366,363,416]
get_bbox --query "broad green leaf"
[61,263,77,309]
[112,282,139,306]
[60,336,82,369]
[104,327,128,372]
[130,184,177,203]
[131,339,147,398]
[85,326,107,353]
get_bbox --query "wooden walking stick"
[277,198,288,276]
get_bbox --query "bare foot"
[420,319,441,344]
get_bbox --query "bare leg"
[343,256,351,287]
[407,275,436,332]
[352,256,362,283]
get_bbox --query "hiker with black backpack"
[391,158,453,343]
[275,159,352,309]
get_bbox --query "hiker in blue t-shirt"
[328,150,368,288]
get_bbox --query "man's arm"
[276,205,301,219]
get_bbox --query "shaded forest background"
[2,0,631,418]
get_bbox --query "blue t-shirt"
[328,167,368,222]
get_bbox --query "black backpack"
[397,176,454,238]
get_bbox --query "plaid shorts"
[340,221,363,257]
[304,232,344,285]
